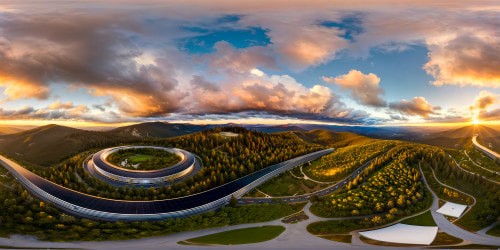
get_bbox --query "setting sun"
[473,119,481,125]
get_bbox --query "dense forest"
[311,144,430,219]
[0,174,303,241]
[311,143,499,231]
[30,127,323,200]
[303,140,396,182]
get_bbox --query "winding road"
[239,156,374,204]
[419,164,500,246]
[0,149,499,248]
[0,148,333,221]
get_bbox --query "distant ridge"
[0,125,32,135]
[0,122,213,166]
[291,129,375,147]
[417,125,500,150]
[109,122,211,138]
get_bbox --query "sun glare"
[473,119,480,125]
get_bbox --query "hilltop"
[291,129,376,147]
[109,122,211,138]
[417,125,500,150]
[0,125,131,166]
[0,122,215,166]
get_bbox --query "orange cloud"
[205,42,277,74]
[324,69,386,107]
[424,34,500,88]
[469,91,498,121]
[48,101,74,110]
[470,91,497,111]
[0,78,49,100]
[389,96,437,117]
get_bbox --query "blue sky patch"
[180,26,271,53]
[320,14,364,41]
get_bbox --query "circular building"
[87,146,197,186]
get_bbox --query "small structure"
[436,201,467,218]
[220,131,240,137]
[359,223,438,245]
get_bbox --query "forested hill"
[290,129,376,147]
[0,124,134,166]
[32,127,323,200]
[0,123,325,167]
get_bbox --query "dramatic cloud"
[469,91,499,121]
[323,70,386,107]
[238,10,350,70]
[424,34,500,88]
[478,108,500,121]
[389,97,437,118]
[0,105,108,121]
[188,72,369,123]
[0,11,186,117]
[470,91,498,111]
[48,101,74,110]
[203,41,277,74]
[0,1,498,124]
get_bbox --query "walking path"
[448,154,499,185]
[1,151,498,249]
[427,166,476,221]
[464,150,499,175]
[419,165,500,246]
[476,221,498,237]
[300,165,335,184]
[0,202,389,250]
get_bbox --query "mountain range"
[0,122,497,166]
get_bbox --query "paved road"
[420,165,500,246]
[464,149,499,175]
[448,154,500,185]
[0,149,333,221]
[472,135,500,161]
[427,166,476,221]
[239,155,376,204]
[0,202,392,250]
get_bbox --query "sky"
[0,0,499,127]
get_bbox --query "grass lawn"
[486,224,500,237]
[431,232,463,245]
[128,154,154,163]
[359,236,420,247]
[107,148,181,171]
[319,234,352,243]
[182,226,285,245]
[255,171,328,197]
[400,211,436,226]
[307,219,368,235]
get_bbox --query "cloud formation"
[470,91,498,111]
[188,72,369,123]
[424,34,500,88]
[389,97,437,118]
[469,91,499,121]
[0,1,498,124]
[0,11,186,117]
[323,70,386,107]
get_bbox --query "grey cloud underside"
[0,12,184,116]
[0,11,376,124]
[1,3,497,124]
